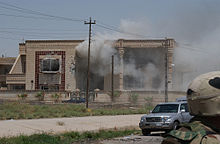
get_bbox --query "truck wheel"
[173,121,179,130]
[142,129,150,136]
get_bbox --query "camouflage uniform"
[162,118,220,144]
[162,71,220,144]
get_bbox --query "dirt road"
[0,114,143,137]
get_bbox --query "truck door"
[180,103,190,123]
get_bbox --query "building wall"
[103,39,176,91]
[25,40,83,91]
[6,39,175,93]
[76,38,175,92]
[0,57,16,89]
[0,65,11,88]
[0,90,69,102]
[104,74,120,91]
[94,91,185,106]
[9,55,23,74]
[0,90,184,105]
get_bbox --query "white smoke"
[119,19,152,37]
[173,27,220,90]
[167,2,220,91]
[123,62,160,90]
[76,19,161,90]
[77,4,220,91]
[113,2,220,91]
[76,33,119,76]
[75,19,150,76]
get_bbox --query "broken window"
[41,59,60,72]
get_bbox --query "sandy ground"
[70,134,164,144]
[0,114,143,137]
[101,135,163,144]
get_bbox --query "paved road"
[0,114,143,137]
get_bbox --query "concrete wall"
[0,90,70,102]
[94,91,186,106]
[0,90,185,106]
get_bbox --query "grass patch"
[0,102,152,120]
[0,129,141,144]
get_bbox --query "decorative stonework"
[118,48,124,58]
[114,39,175,49]
[118,48,124,90]
[35,51,65,90]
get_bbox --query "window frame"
[40,58,60,73]
[180,103,189,112]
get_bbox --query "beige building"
[7,40,83,91]
[6,39,175,92]
[0,57,16,89]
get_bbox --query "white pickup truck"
[139,101,193,135]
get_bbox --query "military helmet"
[187,71,220,116]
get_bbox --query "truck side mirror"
[180,109,185,113]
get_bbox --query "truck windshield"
[152,104,179,113]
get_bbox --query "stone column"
[118,48,124,90]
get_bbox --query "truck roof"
[157,101,187,105]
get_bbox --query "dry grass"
[0,129,141,144]
[0,102,152,120]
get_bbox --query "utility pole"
[111,55,114,102]
[164,38,169,102]
[84,17,96,108]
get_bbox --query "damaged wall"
[76,39,175,92]
[123,47,165,90]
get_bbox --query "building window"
[124,75,144,89]
[9,84,25,90]
[40,85,49,90]
[40,85,59,91]
[41,59,60,73]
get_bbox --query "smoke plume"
[164,1,220,90]
[77,1,220,91]
[76,19,163,90]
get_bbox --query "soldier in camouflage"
[162,71,220,144]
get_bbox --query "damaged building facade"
[5,39,175,92]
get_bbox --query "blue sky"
[0,0,220,57]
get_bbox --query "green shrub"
[51,93,61,103]
[107,90,121,98]
[144,97,153,107]
[35,92,45,101]
[113,91,121,97]
[129,92,139,104]
[17,93,28,100]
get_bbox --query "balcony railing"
[6,74,25,84]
